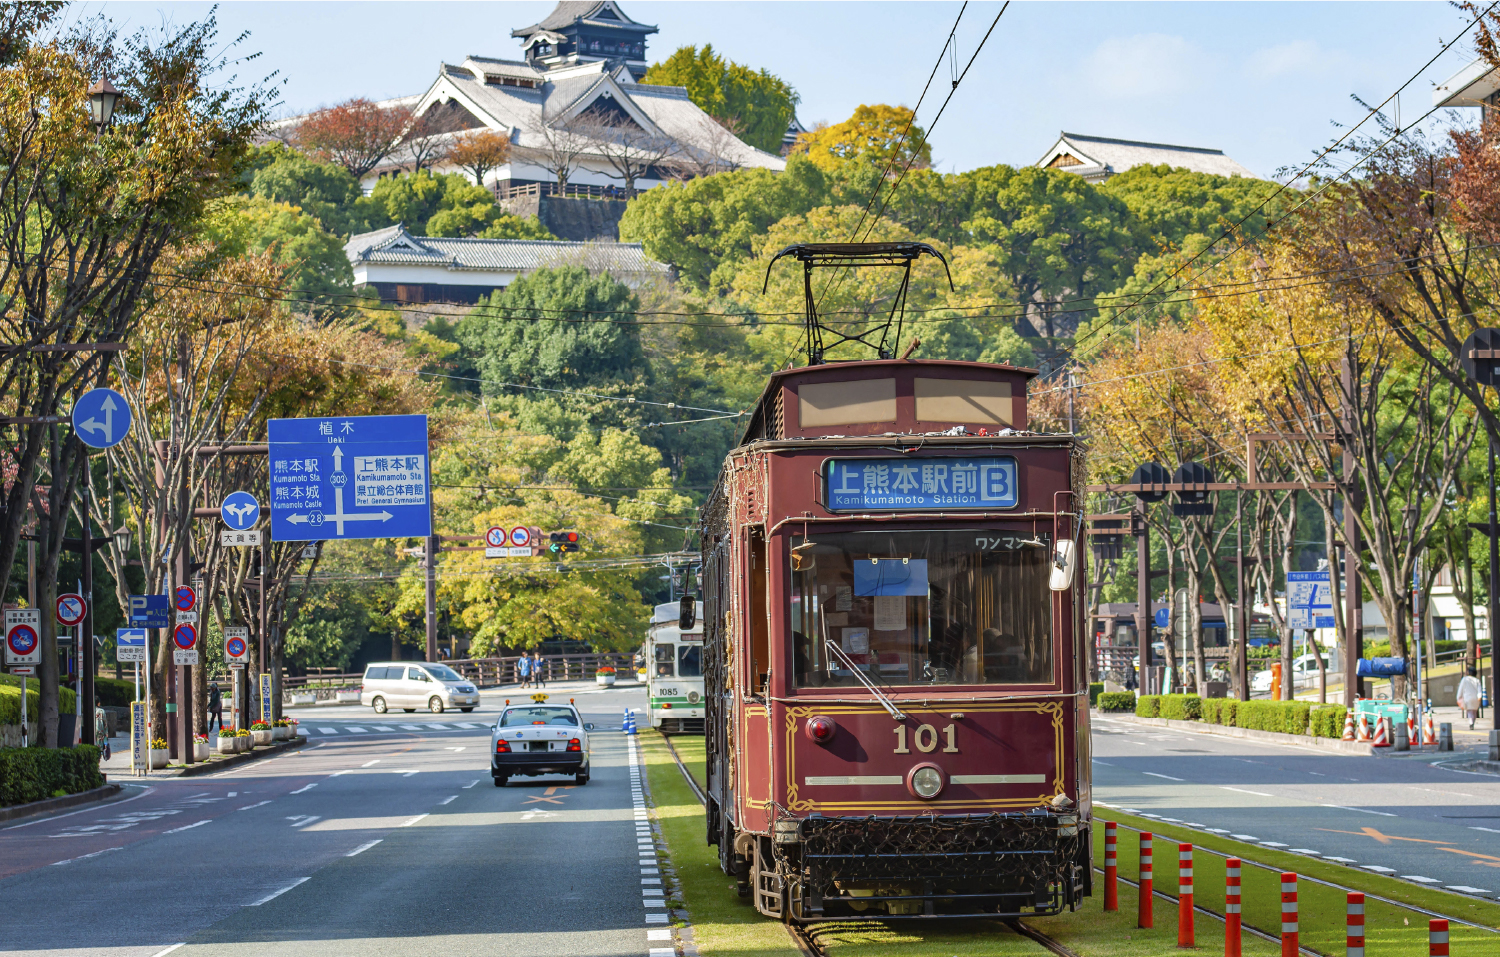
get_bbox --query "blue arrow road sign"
[267,414,431,542]
[71,387,132,449]
[221,490,260,530]
[128,594,170,628]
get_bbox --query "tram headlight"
[906,764,945,800]
[804,715,837,744]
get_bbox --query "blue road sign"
[71,387,132,449]
[221,490,260,530]
[116,628,146,662]
[267,414,430,542]
[128,594,170,628]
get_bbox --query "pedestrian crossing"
[311,722,487,736]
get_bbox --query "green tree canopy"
[642,44,799,155]
[245,143,372,236]
[1101,164,1284,251]
[793,104,932,173]
[457,266,648,394]
[204,196,354,306]
[618,155,829,291]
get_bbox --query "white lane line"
[1142,772,1185,782]
[52,846,123,866]
[149,945,186,957]
[5,784,155,830]
[347,839,382,857]
[398,770,419,777]
[371,726,395,732]
[444,747,467,752]
[1403,875,1442,883]
[247,876,310,906]
[329,770,353,777]
[439,795,457,805]
[1449,885,1493,894]
[401,814,429,827]
[454,722,480,728]
[237,801,271,811]
[463,779,481,788]
[361,760,381,768]
[290,784,318,794]
[400,725,422,730]
[345,727,368,733]
[1472,826,1500,834]
[1221,786,1275,797]
[1231,834,1260,841]
[164,820,211,834]
[290,816,321,829]
[1321,804,1397,817]
[427,723,450,729]
[1362,865,1397,874]
[318,727,338,734]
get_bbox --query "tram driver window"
[678,644,702,677]
[655,644,675,677]
[790,530,1053,687]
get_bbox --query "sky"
[77,1,1487,179]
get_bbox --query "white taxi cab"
[490,695,593,787]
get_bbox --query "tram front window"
[790,530,1053,687]
[678,644,702,677]
[655,644,675,677]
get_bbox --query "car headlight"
[906,764,944,800]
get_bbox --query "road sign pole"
[80,494,95,745]
[1489,432,1498,732]
[425,530,437,663]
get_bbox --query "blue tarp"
[852,559,929,596]
[1356,657,1406,677]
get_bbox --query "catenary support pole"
[425,532,437,662]
[1490,434,1499,731]
[1342,359,1364,704]
[1138,832,1153,929]
[1235,490,1248,701]
[1136,502,1152,696]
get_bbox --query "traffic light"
[548,531,581,554]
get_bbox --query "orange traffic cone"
[1407,710,1418,744]
[1357,712,1372,742]
[1342,710,1357,741]
[1372,715,1390,747]
[1423,710,1438,746]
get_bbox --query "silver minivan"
[360,662,480,714]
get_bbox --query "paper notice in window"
[835,585,852,611]
[825,612,849,627]
[873,595,906,631]
[841,628,869,654]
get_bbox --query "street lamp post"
[1460,330,1500,731]
[87,79,120,134]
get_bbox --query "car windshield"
[425,664,463,681]
[791,528,1054,687]
[499,707,578,727]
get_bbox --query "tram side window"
[790,529,1053,687]
[655,644,675,677]
[678,644,702,677]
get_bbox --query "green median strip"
[1093,806,1500,955]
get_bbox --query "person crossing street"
[517,652,532,689]
[1458,667,1483,730]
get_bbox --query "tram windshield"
[790,529,1053,687]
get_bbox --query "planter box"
[596,674,617,687]
[290,693,317,705]
[149,748,169,769]
[273,726,291,740]
[250,730,272,746]
[193,742,210,761]
[215,736,237,753]
[235,737,250,752]
[336,691,360,703]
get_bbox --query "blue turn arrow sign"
[71,387,131,449]
[221,491,260,531]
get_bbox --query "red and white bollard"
[1139,831,1154,929]
[1430,918,1449,957]
[1356,710,1371,742]
[1104,821,1119,912]
[1225,857,1242,957]
[1347,891,1365,957]
[1423,711,1439,746]
[1281,873,1299,957]
[1372,715,1390,748]
[1178,843,1194,948]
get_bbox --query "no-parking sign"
[173,584,197,612]
[5,608,41,665]
[225,625,249,666]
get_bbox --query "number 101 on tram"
[700,356,1091,922]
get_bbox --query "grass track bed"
[641,732,1500,955]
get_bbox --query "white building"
[1035,131,1257,183]
[344,223,668,304]
[1433,57,1500,111]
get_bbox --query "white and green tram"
[647,600,704,734]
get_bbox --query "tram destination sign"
[825,456,1018,512]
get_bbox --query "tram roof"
[738,358,1040,446]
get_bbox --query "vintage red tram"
[699,245,1091,922]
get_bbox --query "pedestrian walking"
[207,682,223,735]
[517,653,531,689]
[1458,667,1483,730]
[532,651,546,688]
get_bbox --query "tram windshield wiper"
[822,617,907,721]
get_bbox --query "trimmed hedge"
[0,676,76,727]
[1160,693,1202,721]
[88,677,137,708]
[1236,700,1311,735]
[1088,682,1104,707]
[1135,694,1160,718]
[1201,697,1237,726]
[0,745,102,807]
[1311,704,1348,739]
[1098,692,1136,713]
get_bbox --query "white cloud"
[1082,34,1206,100]
[1245,40,1354,79]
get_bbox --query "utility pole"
[1235,490,1248,701]
[1135,501,1152,696]
[1341,358,1365,705]
[425,532,437,662]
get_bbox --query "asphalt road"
[1092,714,1500,898]
[1,686,652,957]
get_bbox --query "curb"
[0,783,123,824]
[1099,712,1378,755]
[151,735,310,777]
